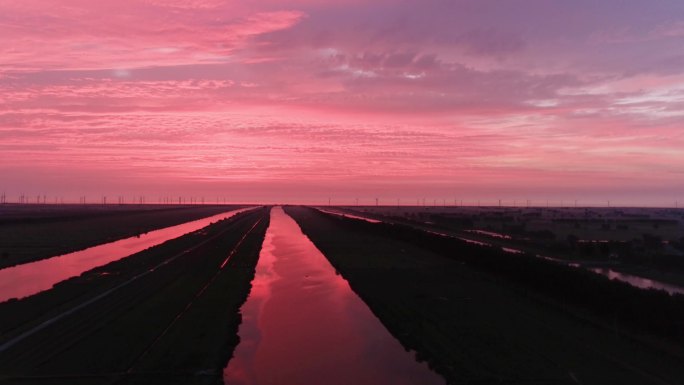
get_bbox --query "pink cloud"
[0,2,305,72]
[1,0,683,205]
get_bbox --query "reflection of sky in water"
[316,208,382,223]
[338,210,684,296]
[0,208,253,302]
[224,207,444,385]
[465,229,512,239]
[589,268,684,295]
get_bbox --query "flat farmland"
[287,206,684,385]
[4,205,684,385]
[335,205,684,289]
[0,207,270,385]
[0,204,246,268]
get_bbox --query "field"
[286,206,684,385]
[0,207,269,385]
[0,204,246,269]
[2,204,684,385]
[334,205,684,287]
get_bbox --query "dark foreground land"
[0,204,246,269]
[343,205,684,287]
[287,206,684,385]
[0,207,269,385]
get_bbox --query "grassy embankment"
[0,207,270,385]
[0,204,247,269]
[287,206,684,385]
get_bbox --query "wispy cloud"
[1,0,682,204]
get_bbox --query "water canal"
[224,207,444,385]
[334,210,684,296]
[0,208,254,302]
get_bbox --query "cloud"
[1,0,683,204]
[144,0,227,9]
[0,2,306,73]
[454,29,526,57]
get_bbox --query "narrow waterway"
[315,208,382,223]
[589,268,684,295]
[0,207,254,302]
[334,210,684,296]
[223,207,444,385]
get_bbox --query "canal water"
[0,208,254,302]
[325,210,684,296]
[223,207,444,385]
[315,208,382,223]
[589,268,684,295]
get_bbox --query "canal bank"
[224,207,444,385]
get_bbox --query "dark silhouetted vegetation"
[0,208,269,384]
[0,204,245,269]
[288,206,684,384]
[306,208,684,345]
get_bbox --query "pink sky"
[1,1,683,206]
